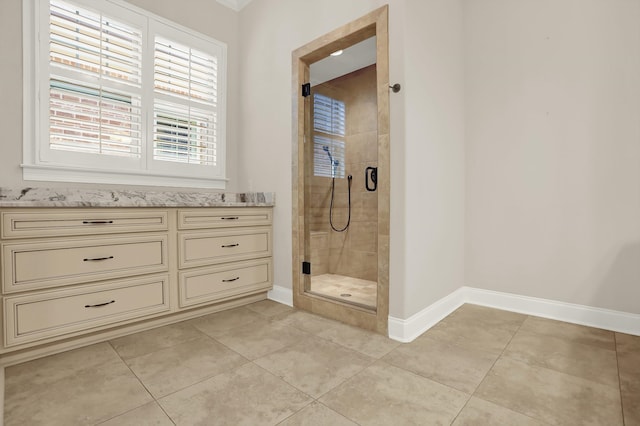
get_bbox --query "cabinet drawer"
[179,259,272,308]
[4,274,170,347]
[1,209,168,239]
[179,227,272,269]
[178,208,272,230]
[2,234,168,293]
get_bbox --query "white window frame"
[23,0,228,189]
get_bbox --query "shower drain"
[340,293,352,297]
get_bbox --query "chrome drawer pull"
[221,243,239,248]
[82,220,114,224]
[221,217,239,220]
[83,256,114,262]
[222,277,240,282]
[84,300,115,308]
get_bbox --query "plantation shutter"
[313,94,346,136]
[313,93,346,178]
[153,37,218,165]
[48,0,143,158]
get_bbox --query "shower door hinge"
[301,83,311,97]
[302,261,311,275]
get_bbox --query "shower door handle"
[365,167,377,192]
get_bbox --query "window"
[23,0,227,188]
[313,93,346,178]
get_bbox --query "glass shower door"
[303,36,379,311]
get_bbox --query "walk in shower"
[292,6,390,334]
[307,44,379,310]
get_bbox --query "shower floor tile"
[310,274,377,308]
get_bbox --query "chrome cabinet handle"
[221,243,239,248]
[82,220,114,224]
[83,256,114,262]
[222,277,240,282]
[85,300,115,308]
[221,217,239,220]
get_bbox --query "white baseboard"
[388,287,467,342]
[388,286,640,343]
[268,285,293,307]
[464,287,640,337]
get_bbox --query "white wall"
[0,0,241,191]
[464,0,640,314]
[400,0,466,318]
[0,0,27,188]
[238,0,466,319]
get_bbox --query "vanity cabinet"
[176,208,273,308]
[0,207,273,361]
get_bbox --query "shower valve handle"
[366,167,378,191]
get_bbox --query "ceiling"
[310,37,377,86]
[213,1,376,86]
[216,0,254,12]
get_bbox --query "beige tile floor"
[3,301,639,425]
[310,274,377,308]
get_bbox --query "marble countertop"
[0,187,275,208]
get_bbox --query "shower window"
[313,93,345,178]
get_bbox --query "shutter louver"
[48,0,143,158]
[313,94,346,136]
[154,101,217,165]
[313,93,346,178]
[153,37,218,166]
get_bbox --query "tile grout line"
[614,333,627,426]
[248,325,370,426]
[247,314,384,410]
[451,315,544,425]
[109,314,287,422]
[114,333,207,362]
[317,400,364,426]
[110,319,255,405]
[150,339,253,401]
[113,304,389,425]
[308,355,378,403]
[112,328,253,393]
[248,362,317,421]
[383,309,533,425]
[310,364,374,426]
[302,318,401,360]
[102,340,176,426]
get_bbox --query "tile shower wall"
[309,65,378,281]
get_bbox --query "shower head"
[322,145,332,158]
[323,145,334,163]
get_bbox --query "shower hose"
[329,174,352,232]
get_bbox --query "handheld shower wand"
[323,146,335,177]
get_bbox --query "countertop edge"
[0,188,275,208]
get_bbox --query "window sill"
[22,164,227,190]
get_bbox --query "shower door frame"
[291,6,390,335]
